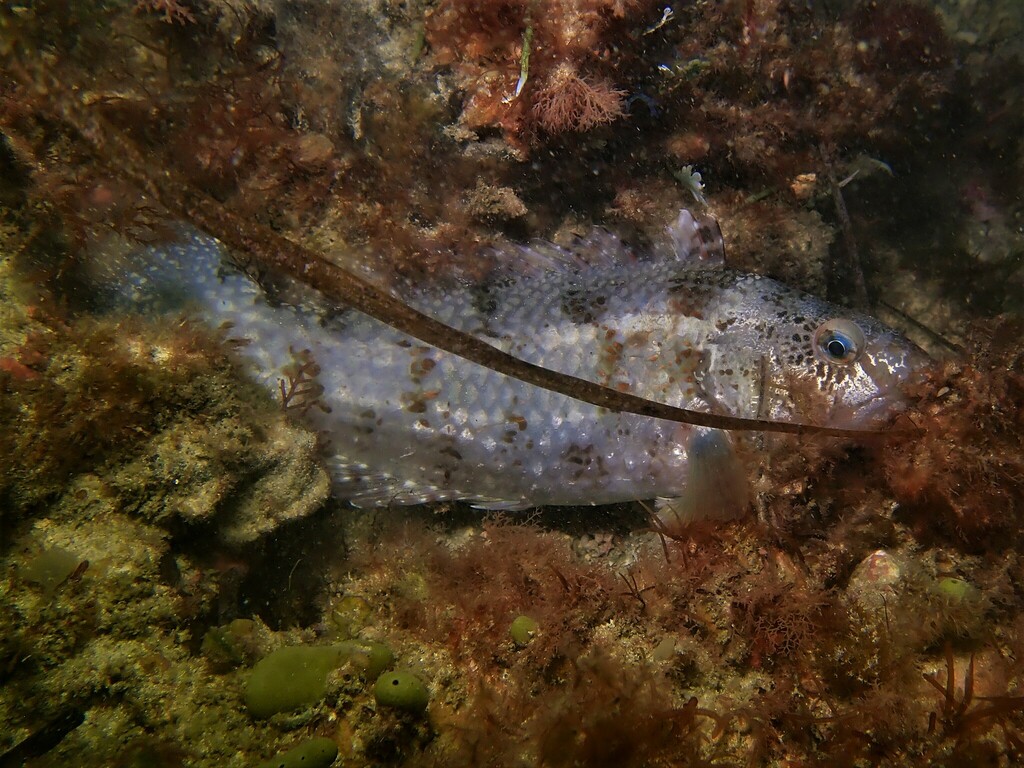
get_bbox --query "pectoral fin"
[656,427,750,534]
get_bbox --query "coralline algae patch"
[0,235,330,542]
[1,506,1018,768]
[0,233,330,765]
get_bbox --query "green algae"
[201,619,261,672]
[937,576,976,603]
[19,546,81,595]
[352,641,396,681]
[327,595,372,639]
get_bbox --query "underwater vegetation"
[424,0,659,146]
[0,0,1023,766]
[884,318,1024,549]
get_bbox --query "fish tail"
[82,228,230,314]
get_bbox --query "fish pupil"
[826,338,848,358]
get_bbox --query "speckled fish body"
[111,211,927,511]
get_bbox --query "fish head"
[699,281,933,429]
[785,304,932,428]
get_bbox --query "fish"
[96,210,930,520]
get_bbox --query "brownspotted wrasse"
[92,211,930,521]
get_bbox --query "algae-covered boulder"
[107,414,329,545]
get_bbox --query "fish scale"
[103,210,929,515]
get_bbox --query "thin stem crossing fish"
[94,210,930,519]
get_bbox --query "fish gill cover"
[0,1,1023,767]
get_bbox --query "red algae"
[340,514,732,766]
[425,0,657,147]
[884,317,1024,551]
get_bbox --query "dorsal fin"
[386,225,640,318]
[388,209,725,317]
[664,209,727,268]
[491,208,727,277]
[490,226,639,278]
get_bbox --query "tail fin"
[81,228,229,314]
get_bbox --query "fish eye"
[813,318,865,365]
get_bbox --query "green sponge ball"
[257,737,338,768]
[509,615,539,647]
[245,646,348,719]
[372,670,430,714]
[937,576,976,602]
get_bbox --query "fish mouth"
[834,389,909,429]
[829,343,935,429]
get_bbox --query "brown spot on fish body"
[401,388,441,413]
[626,329,652,346]
[668,294,705,319]
[561,288,597,324]
[562,442,598,470]
[409,355,438,382]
